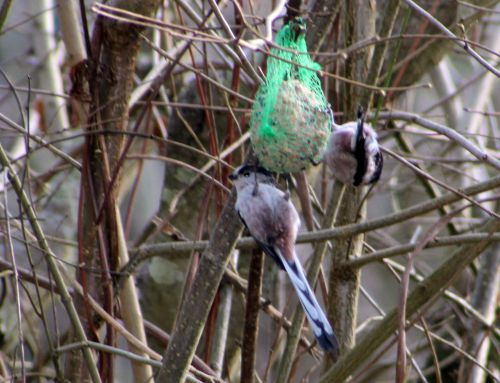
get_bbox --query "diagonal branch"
[126,173,500,261]
[402,0,500,76]
[318,217,500,383]
[156,192,243,382]
[377,110,500,170]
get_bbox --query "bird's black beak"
[355,106,365,149]
[229,173,237,181]
[352,106,368,186]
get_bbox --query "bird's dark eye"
[243,171,250,177]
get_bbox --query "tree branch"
[318,218,500,383]
[402,0,500,77]
[156,192,243,382]
[0,144,102,383]
[126,173,500,262]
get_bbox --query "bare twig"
[318,218,500,383]
[347,232,500,268]
[156,192,243,382]
[0,0,13,31]
[360,0,400,107]
[126,173,500,265]
[456,0,500,13]
[241,249,264,383]
[358,284,428,382]
[2,172,26,381]
[402,0,500,77]
[382,147,500,218]
[459,243,500,382]
[127,154,231,193]
[377,110,500,170]
[0,112,81,169]
[206,0,262,83]
[141,35,255,104]
[115,207,154,382]
[294,172,316,231]
[396,210,460,382]
[421,318,443,383]
[390,121,459,234]
[56,0,86,66]
[32,0,70,132]
[56,341,222,383]
[209,252,238,376]
[383,258,500,340]
[0,144,102,383]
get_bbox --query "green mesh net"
[250,18,332,173]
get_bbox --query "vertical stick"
[241,249,265,383]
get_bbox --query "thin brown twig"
[241,249,264,383]
[92,2,221,43]
[377,111,500,170]
[2,172,26,380]
[456,0,500,13]
[402,0,500,76]
[348,232,500,268]
[420,318,443,383]
[96,3,431,94]
[141,34,254,99]
[124,174,500,266]
[319,218,500,383]
[0,145,102,383]
[396,209,461,382]
[126,154,231,193]
[382,147,500,219]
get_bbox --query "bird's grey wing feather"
[254,239,286,270]
[238,210,285,270]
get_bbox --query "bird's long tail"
[278,252,340,357]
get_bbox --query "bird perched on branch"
[230,165,339,356]
[324,107,383,186]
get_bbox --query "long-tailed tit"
[324,108,383,186]
[229,165,339,355]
